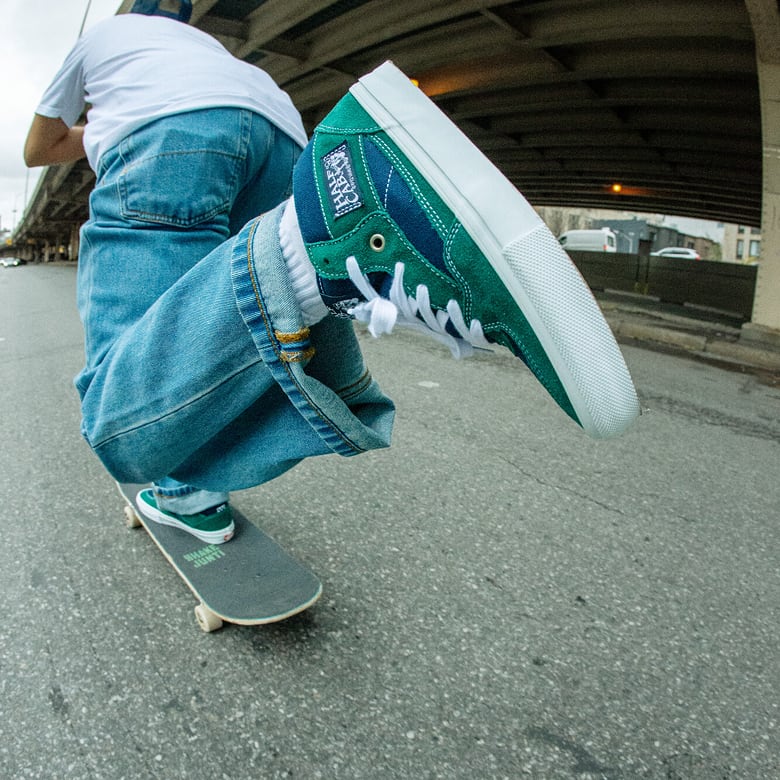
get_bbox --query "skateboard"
[117,483,322,632]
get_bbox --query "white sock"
[279,198,329,326]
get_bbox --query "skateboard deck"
[117,483,322,632]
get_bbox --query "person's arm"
[24,115,86,167]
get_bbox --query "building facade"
[722,224,762,263]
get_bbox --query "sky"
[0,0,122,233]
[0,0,724,242]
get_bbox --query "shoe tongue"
[375,271,394,299]
[317,270,393,316]
[316,275,362,316]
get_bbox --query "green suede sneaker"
[292,61,640,439]
[135,489,235,544]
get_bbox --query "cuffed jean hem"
[153,477,229,514]
[230,204,396,459]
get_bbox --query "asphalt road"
[1,264,778,779]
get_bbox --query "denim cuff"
[153,486,229,514]
[230,205,395,458]
[152,477,229,514]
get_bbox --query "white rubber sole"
[350,62,640,438]
[135,492,235,545]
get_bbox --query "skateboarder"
[25,1,640,546]
[25,0,307,543]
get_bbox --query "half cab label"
[321,142,363,219]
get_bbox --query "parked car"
[558,228,617,252]
[0,257,26,267]
[651,247,701,260]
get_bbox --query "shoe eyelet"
[369,233,386,252]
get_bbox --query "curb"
[601,308,780,377]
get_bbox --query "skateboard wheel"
[194,604,223,633]
[124,505,142,529]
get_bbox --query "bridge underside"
[197,0,763,227]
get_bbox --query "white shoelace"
[345,255,491,359]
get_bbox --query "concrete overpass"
[10,0,780,336]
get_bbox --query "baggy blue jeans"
[74,109,395,507]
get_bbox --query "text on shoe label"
[321,142,363,218]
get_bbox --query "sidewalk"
[597,290,780,378]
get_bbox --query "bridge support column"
[745,0,780,337]
[69,223,80,261]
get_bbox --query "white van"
[558,228,617,253]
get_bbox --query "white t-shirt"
[36,14,308,171]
